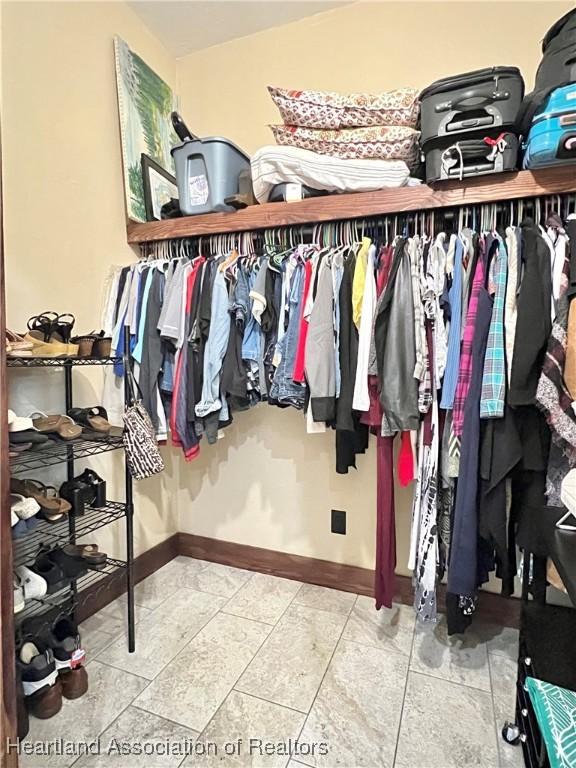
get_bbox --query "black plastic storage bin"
[424,132,519,183]
[419,67,525,148]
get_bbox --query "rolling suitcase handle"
[435,86,511,113]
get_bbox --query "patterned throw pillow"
[268,86,420,130]
[270,124,420,166]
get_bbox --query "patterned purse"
[122,368,164,480]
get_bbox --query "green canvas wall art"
[114,36,179,222]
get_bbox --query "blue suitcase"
[523,84,576,168]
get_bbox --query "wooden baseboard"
[177,532,520,629]
[75,531,520,630]
[75,534,179,624]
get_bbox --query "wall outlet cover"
[331,509,346,535]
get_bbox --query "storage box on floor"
[419,67,524,182]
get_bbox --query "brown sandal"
[10,479,71,521]
[62,543,107,565]
[67,407,110,434]
[31,412,82,441]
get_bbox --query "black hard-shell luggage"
[424,132,519,183]
[267,183,328,203]
[419,67,525,147]
[518,8,576,135]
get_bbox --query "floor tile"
[99,588,226,679]
[224,573,301,625]
[176,561,252,598]
[292,584,356,617]
[75,706,199,767]
[134,560,187,610]
[342,596,415,656]
[134,612,270,732]
[410,616,491,691]
[20,661,147,768]
[475,623,519,662]
[236,603,347,713]
[79,623,116,660]
[395,672,499,768]
[300,639,408,767]
[185,690,306,767]
[80,595,152,636]
[490,653,517,704]
[489,653,524,768]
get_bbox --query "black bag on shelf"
[518,8,576,135]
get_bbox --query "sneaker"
[46,547,88,580]
[41,616,87,700]
[32,551,68,594]
[16,668,29,739]
[16,566,48,601]
[13,575,25,614]
[17,642,62,719]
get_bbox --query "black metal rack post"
[64,360,77,609]
[123,326,135,653]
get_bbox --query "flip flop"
[68,407,111,434]
[30,412,82,441]
[9,430,48,445]
[10,478,71,520]
[62,543,107,565]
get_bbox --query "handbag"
[122,367,164,480]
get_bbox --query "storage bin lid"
[171,136,250,161]
[419,66,523,101]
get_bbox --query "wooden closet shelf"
[127,166,576,244]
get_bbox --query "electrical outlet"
[331,509,346,535]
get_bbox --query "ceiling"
[129,1,349,57]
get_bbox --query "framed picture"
[114,36,179,222]
[141,154,178,222]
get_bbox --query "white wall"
[1,1,180,557]
[174,1,572,587]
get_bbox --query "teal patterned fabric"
[526,677,576,768]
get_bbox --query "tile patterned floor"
[21,558,523,768]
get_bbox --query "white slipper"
[13,576,25,614]
[10,493,40,520]
[561,469,576,512]
[16,566,48,600]
[7,409,35,433]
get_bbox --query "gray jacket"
[305,259,336,421]
[374,239,419,434]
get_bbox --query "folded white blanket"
[251,145,416,204]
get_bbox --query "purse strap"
[124,358,145,406]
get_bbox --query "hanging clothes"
[447,245,492,598]
[103,195,576,635]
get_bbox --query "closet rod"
[127,166,576,244]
